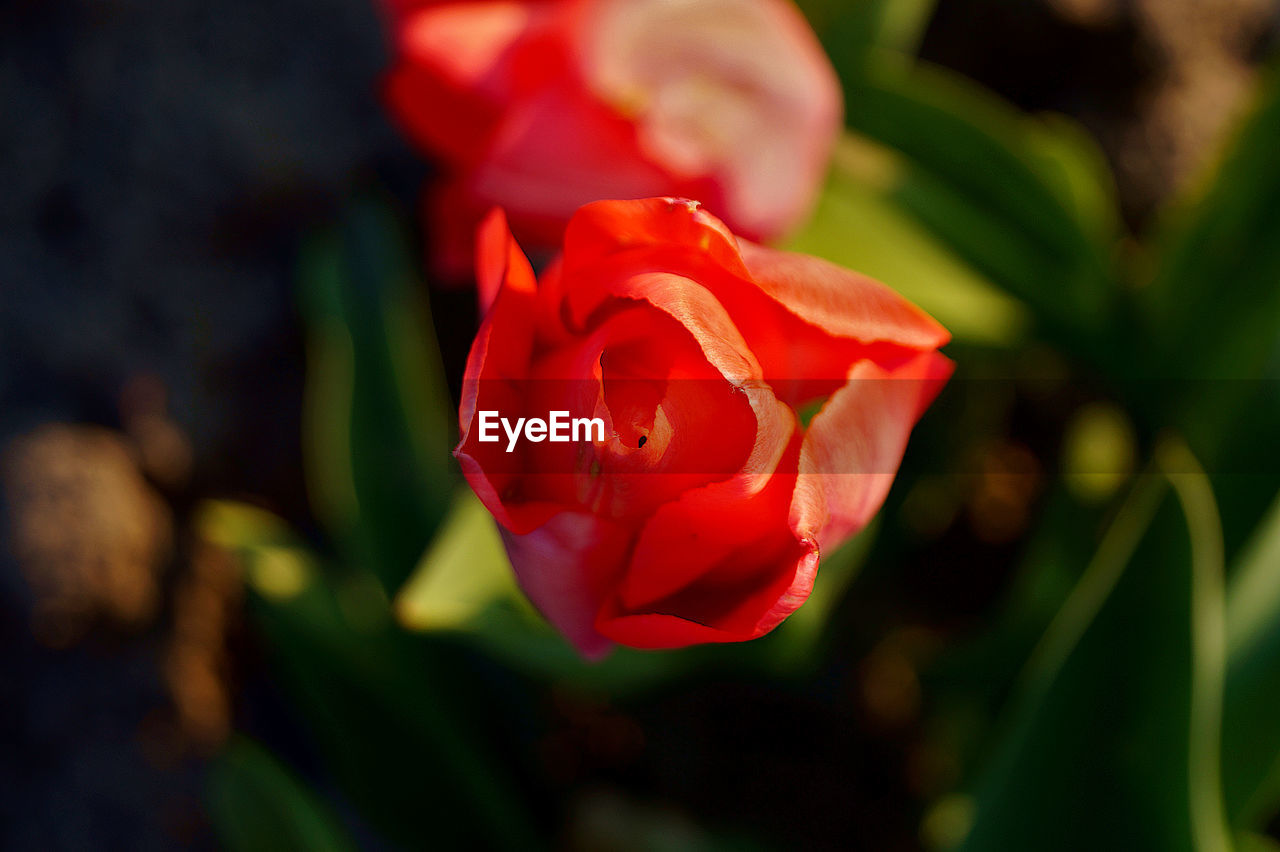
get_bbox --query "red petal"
[455,209,559,533]
[383,1,562,166]
[615,453,797,612]
[531,303,765,520]
[383,61,501,167]
[474,207,528,317]
[557,201,947,404]
[566,269,759,381]
[499,511,634,659]
[423,176,489,283]
[597,543,819,649]
[791,351,954,551]
[571,0,841,240]
[571,272,797,516]
[596,435,817,648]
[738,240,951,351]
[470,87,696,241]
[397,2,540,93]
[561,197,747,280]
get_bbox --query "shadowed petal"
[500,511,634,658]
[792,351,954,551]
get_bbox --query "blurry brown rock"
[2,423,172,646]
[1041,0,1274,220]
[1125,0,1274,216]
[858,627,942,732]
[1047,0,1122,28]
[119,374,195,492]
[163,539,243,753]
[967,441,1042,545]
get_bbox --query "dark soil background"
[2,0,1277,848]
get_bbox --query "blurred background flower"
[380,0,841,277]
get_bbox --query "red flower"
[383,0,841,273]
[455,198,952,656]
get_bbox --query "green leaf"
[1140,62,1280,384]
[787,135,1029,347]
[394,490,536,632]
[956,440,1230,851]
[1020,112,1123,248]
[921,488,1111,774]
[1222,491,1280,827]
[299,197,454,594]
[797,0,938,68]
[196,500,542,851]
[1132,64,1280,557]
[841,57,1123,359]
[1238,833,1280,852]
[206,738,357,852]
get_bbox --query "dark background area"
[3,0,1278,848]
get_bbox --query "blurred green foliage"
[207,738,358,852]
[959,440,1230,851]
[199,500,541,850]
[1224,492,1280,827]
[203,2,1280,849]
[299,200,454,594]
[838,56,1121,355]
